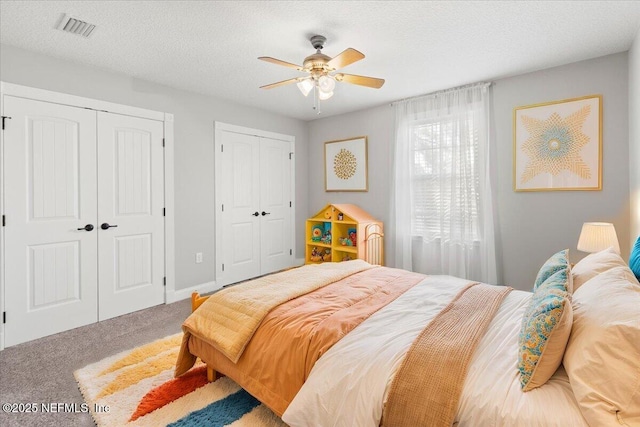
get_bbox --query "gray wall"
[0,44,309,292]
[494,52,629,288]
[308,52,631,290]
[630,30,640,246]
[307,104,395,260]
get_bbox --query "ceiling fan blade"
[326,48,365,70]
[335,73,385,89]
[258,56,304,71]
[260,77,303,90]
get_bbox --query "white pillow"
[563,266,640,426]
[571,247,627,292]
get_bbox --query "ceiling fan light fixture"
[318,75,336,93]
[318,89,334,101]
[297,79,314,97]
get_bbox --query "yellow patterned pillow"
[518,250,573,391]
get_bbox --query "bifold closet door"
[3,96,98,346]
[218,130,291,285]
[3,98,165,346]
[96,112,165,321]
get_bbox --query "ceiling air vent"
[56,14,96,38]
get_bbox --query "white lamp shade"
[318,75,336,93]
[577,222,620,254]
[318,89,334,100]
[297,79,314,97]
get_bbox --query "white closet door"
[3,96,98,346]
[96,112,165,320]
[219,131,261,283]
[259,137,292,274]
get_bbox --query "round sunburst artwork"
[333,148,357,180]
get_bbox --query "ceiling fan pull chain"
[313,84,318,112]
[316,85,323,114]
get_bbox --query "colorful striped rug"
[74,333,286,427]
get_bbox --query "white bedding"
[282,275,587,427]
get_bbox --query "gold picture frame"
[513,94,602,192]
[324,136,368,192]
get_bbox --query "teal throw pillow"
[630,236,640,281]
[518,253,573,391]
[533,249,570,291]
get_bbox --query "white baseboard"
[165,280,221,304]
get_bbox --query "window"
[393,83,496,282]
[409,113,480,242]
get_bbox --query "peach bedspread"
[182,266,425,416]
[178,260,375,366]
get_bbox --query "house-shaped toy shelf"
[305,203,384,265]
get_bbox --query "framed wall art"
[513,95,602,192]
[325,136,368,192]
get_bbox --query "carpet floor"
[0,299,192,426]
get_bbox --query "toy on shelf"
[311,225,323,242]
[339,237,352,246]
[337,212,344,221]
[323,249,332,262]
[310,247,322,262]
[342,254,353,261]
[348,228,357,247]
[320,222,332,244]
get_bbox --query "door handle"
[252,212,260,217]
[261,211,271,216]
[77,224,94,231]
[101,223,118,230]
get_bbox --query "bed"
[175,246,640,427]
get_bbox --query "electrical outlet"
[195,252,203,264]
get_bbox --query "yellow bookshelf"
[305,204,384,265]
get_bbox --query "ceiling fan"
[259,35,385,102]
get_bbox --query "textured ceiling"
[1,1,639,121]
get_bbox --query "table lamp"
[577,222,620,254]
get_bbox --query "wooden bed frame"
[190,292,217,382]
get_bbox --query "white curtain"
[391,83,498,284]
